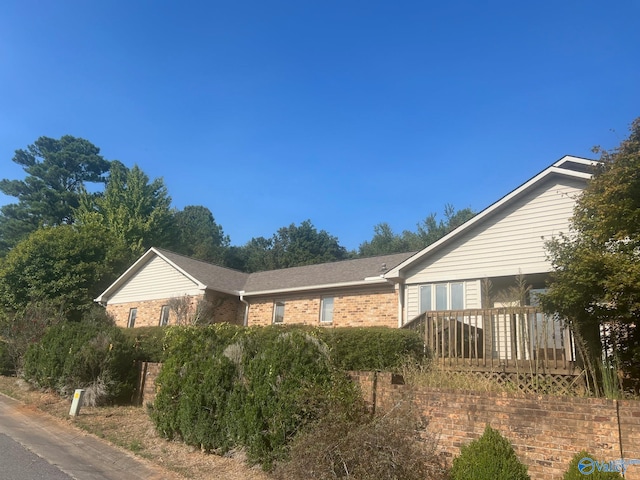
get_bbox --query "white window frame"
[419,282,465,312]
[159,305,170,326]
[273,301,285,324]
[127,307,137,328]
[320,297,334,324]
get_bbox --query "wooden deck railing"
[402,307,580,374]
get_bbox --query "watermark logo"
[578,456,640,475]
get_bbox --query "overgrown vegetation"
[449,425,529,480]
[152,325,426,470]
[274,401,448,480]
[120,325,167,363]
[542,118,640,395]
[563,451,623,479]
[23,320,137,405]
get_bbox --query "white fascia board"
[553,155,599,168]
[242,277,390,297]
[94,247,209,303]
[384,161,593,280]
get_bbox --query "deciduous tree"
[541,118,640,392]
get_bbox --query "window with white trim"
[273,301,285,324]
[320,297,334,323]
[420,282,464,312]
[127,308,137,328]
[159,305,170,326]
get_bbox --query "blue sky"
[1,1,638,251]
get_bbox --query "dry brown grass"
[0,375,272,480]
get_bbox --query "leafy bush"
[0,300,65,373]
[23,321,137,404]
[0,342,12,375]
[152,324,361,469]
[273,402,448,480]
[319,327,426,371]
[120,326,167,362]
[450,425,529,480]
[563,451,623,479]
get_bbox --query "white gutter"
[239,291,250,327]
[242,277,390,297]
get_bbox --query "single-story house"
[96,155,596,372]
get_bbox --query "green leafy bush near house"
[450,424,529,480]
[563,451,623,479]
[120,326,167,362]
[22,321,137,404]
[319,326,426,371]
[152,324,359,469]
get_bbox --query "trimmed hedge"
[23,322,137,404]
[319,326,425,371]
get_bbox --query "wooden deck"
[402,307,582,375]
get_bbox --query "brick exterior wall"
[107,292,244,328]
[353,372,640,480]
[247,285,399,328]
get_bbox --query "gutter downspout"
[239,291,249,327]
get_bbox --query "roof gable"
[384,155,597,279]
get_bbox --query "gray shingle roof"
[156,249,249,294]
[242,251,416,293]
[156,249,416,295]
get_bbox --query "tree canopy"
[173,205,230,264]
[541,118,640,390]
[75,161,175,263]
[358,204,475,257]
[0,224,116,319]
[0,136,110,254]
[233,220,349,272]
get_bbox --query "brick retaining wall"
[138,365,640,478]
[352,371,640,480]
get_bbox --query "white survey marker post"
[69,389,85,416]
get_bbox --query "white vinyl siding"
[404,177,584,284]
[109,256,202,304]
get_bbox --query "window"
[420,282,464,312]
[127,308,137,328]
[273,301,285,324]
[320,297,334,323]
[159,305,170,326]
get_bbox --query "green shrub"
[319,327,426,371]
[450,425,529,480]
[23,321,137,404]
[120,326,167,362]
[152,324,360,470]
[563,451,623,479]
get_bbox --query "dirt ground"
[0,376,272,480]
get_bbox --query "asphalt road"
[0,392,180,480]
[0,432,72,480]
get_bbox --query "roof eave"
[242,277,390,297]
